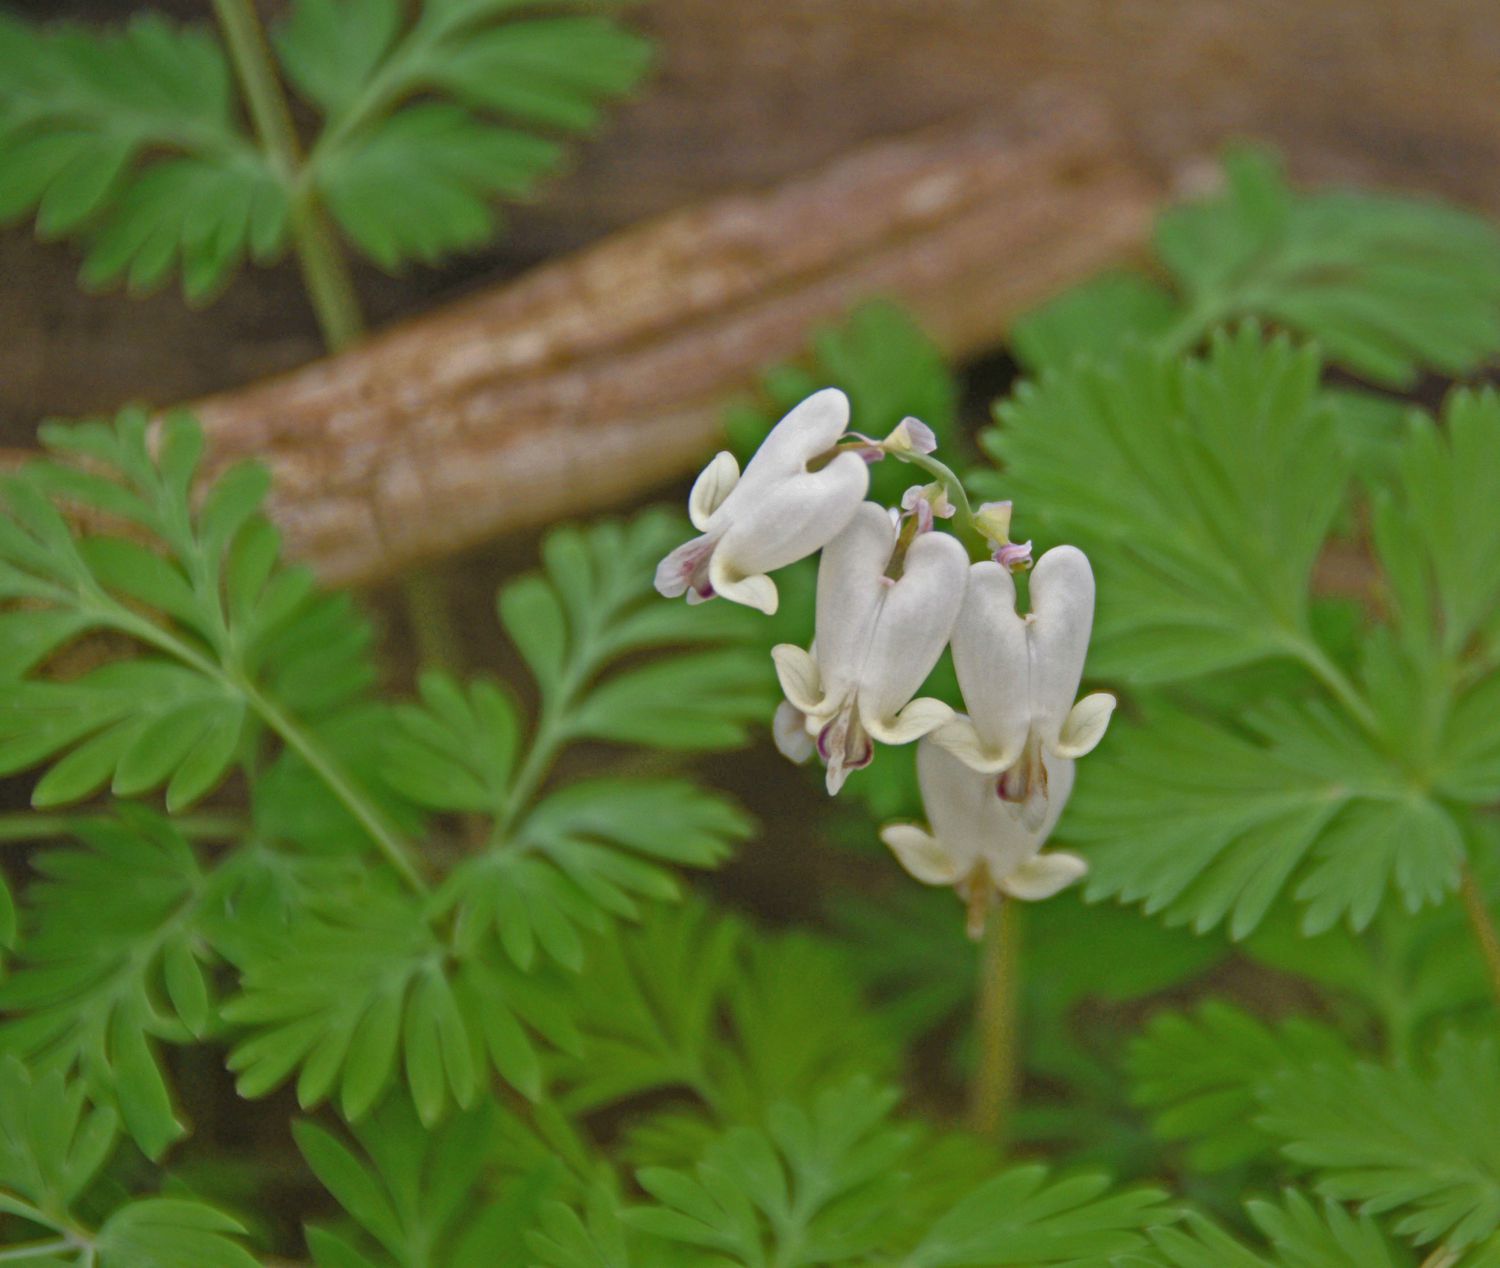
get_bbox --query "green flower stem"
[891,451,993,561]
[969,900,1021,1142]
[211,0,365,353]
[1459,866,1500,1011]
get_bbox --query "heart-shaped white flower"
[772,501,968,793]
[653,388,869,614]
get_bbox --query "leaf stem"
[969,899,1021,1142]
[211,0,365,352]
[241,683,428,893]
[0,1238,77,1262]
[1459,865,1500,1011]
[1286,632,1381,736]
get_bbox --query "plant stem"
[211,0,365,352]
[214,0,461,667]
[241,683,428,893]
[892,450,992,560]
[969,899,1021,1141]
[1459,865,1500,1010]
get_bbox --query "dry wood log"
[535,0,1500,244]
[183,104,1160,588]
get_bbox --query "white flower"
[933,546,1115,826]
[882,737,1087,937]
[772,502,969,793]
[653,388,869,614]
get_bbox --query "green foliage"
[991,326,1343,684]
[0,1057,258,1266]
[276,0,652,269]
[0,1,650,296]
[295,1094,565,1268]
[1258,1032,1500,1252]
[0,810,219,1158]
[0,13,284,302]
[554,902,901,1149]
[1129,1003,1353,1174]
[618,1077,1171,1266]
[0,408,373,816]
[1012,146,1500,387]
[1142,1193,1419,1268]
[1069,701,1465,937]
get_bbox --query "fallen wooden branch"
[176,104,1158,587]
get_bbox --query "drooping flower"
[772,501,968,793]
[882,737,1087,937]
[933,546,1115,825]
[654,389,869,614]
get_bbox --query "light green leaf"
[1073,701,1464,937]
[989,326,1346,683]
[0,810,218,1158]
[1018,146,1500,387]
[1259,1032,1500,1252]
[0,14,285,301]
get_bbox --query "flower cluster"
[656,389,1113,935]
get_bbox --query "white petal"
[812,502,896,701]
[1000,852,1088,901]
[1027,545,1096,749]
[880,824,966,885]
[929,715,1013,774]
[913,738,997,880]
[709,557,779,614]
[734,388,850,491]
[714,452,869,582]
[773,700,815,763]
[918,740,1075,887]
[865,695,954,745]
[857,530,968,731]
[690,451,740,531]
[1053,692,1116,758]
[947,561,1030,766]
[771,644,824,714]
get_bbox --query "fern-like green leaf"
[554,902,900,1142]
[1,409,386,838]
[1129,1002,1353,1174]
[0,14,285,301]
[0,810,221,1158]
[1144,1193,1418,1268]
[223,885,577,1124]
[988,326,1346,684]
[295,1093,563,1268]
[1012,146,1500,388]
[0,1055,117,1217]
[277,0,651,271]
[1258,1032,1500,1252]
[622,1077,1170,1266]
[1072,698,1465,937]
